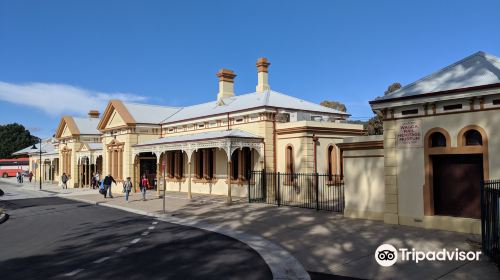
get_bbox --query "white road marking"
[148,226,155,230]
[64,268,84,276]
[115,247,128,253]
[94,256,110,264]
[130,238,141,244]
[142,231,150,236]
[152,221,158,225]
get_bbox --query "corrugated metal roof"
[373,51,500,102]
[123,102,181,124]
[161,90,348,124]
[13,140,58,156]
[73,117,100,135]
[135,129,262,147]
[87,143,103,150]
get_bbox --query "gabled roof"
[73,117,100,135]
[80,142,103,152]
[372,51,500,103]
[162,90,348,124]
[98,100,181,130]
[13,139,58,156]
[55,116,100,139]
[124,102,181,123]
[134,129,262,147]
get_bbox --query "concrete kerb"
[62,195,310,280]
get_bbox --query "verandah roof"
[134,129,262,147]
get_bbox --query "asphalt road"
[0,191,272,279]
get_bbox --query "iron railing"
[481,179,500,266]
[248,170,344,213]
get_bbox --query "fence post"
[480,180,486,254]
[262,169,266,202]
[315,172,319,211]
[277,172,281,207]
[247,170,251,203]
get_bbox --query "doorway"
[432,154,483,219]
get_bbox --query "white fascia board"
[371,87,500,110]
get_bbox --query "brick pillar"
[383,120,399,224]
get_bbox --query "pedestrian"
[91,172,96,189]
[19,172,23,183]
[28,171,33,183]
[103,173,116,198]
[140,175,149,201]
[94,172,100,189]
[61,173,69,189]
[16,172,20,183]
[123,177,133,202]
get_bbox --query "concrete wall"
[341,135,385,220]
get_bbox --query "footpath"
[3,178,499,280]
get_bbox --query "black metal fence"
[248,170,344,212]
[481,179,500,266]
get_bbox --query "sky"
[1,0,499,138]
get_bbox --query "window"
[464,130,482,146]
[231,147,252,180]
[194,149,215,180]
[493,99,500,105]
[443,104,462,111]
[107,140,124,180]
[429,132,447,147]
[166,151,184,178]
[285,145,294,174]
[402,109,418,115]
[327,145,337,180]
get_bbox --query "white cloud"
[0,81,147,116]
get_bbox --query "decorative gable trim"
[55,116,81,139]
[97,100,136,131]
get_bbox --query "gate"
[248,170,344,213]
[481,179,500,265]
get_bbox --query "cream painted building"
[342,51,500,234]
[17,58,363,204]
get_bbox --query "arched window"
[464,129,482,146]
[285,145,294,174]
[429,132,447,147]
[327,145,337,180]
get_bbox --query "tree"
[365,82,402,135]
[384,82,402,95]
[0,123,39,158]
[320,100,347,112]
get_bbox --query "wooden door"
[432,154,483,219]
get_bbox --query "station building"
[15,52,500,234]
[19,58,362,203]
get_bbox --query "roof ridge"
[386,51,487,97]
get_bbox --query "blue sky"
[1,0,499,138]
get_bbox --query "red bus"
[0,158,29,178]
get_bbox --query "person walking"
[123,177,133,202]
[103,173,116,198]
[61,173,69,189]
[16,172,20,183]
[140,175,149,201]
[28,171,33,183]
[93,172,100,189]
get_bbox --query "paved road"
[0,186,272,279]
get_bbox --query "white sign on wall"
[396,119,422,148]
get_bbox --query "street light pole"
[38,138,42,190]
[32,138,43,190]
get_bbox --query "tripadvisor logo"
[374,244,482,267]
